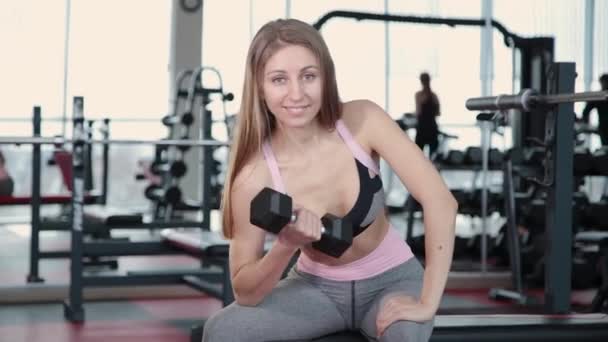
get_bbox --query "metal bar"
[504,158,524,296]
[479,120,491,274]
[543,91,607,104]
[0,114,166,123]
[66,96,86,322]
[0,137,229,147]
[27,106,43,283]
[201,99,213,231]
[0,117,64,122]
[85,117,166,122]
[85,120,94,191]
[38,219,204,231]
[38,246,181,258]
[84,241,182,257]
[101,119,110,205]
[127,267,222,277]
[488,154,532,305]
[544,63,575,314]
[466,89,608,111]
[83,270,222,287]
[39,251,71,258]
[182,275,223,300]
[583,0,596,92]
[312,10,526,48]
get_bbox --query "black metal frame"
[488,151,536,305]
[312,11,525,47]
[26,106,110,283]
[62,96,229,322]
[312,10,555,151]
[469,62,576,314]
[27,107,43,283]
[543,62,575,313]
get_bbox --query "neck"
[272,120,325,161]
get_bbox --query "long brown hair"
[220,18,342,238]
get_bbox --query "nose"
[287,79,305,101]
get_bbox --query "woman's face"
[261,44,323,128]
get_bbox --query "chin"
[279,112,317,127]
[285,116,317,128]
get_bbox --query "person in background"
[414,72,441,157]
[0,150,14,196]
[581,73,608,145]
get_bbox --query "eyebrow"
[266,65,319,76]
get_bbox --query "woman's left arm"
[361,100,457,314]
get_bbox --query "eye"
[271,77,286,84]
[303,73,317,81]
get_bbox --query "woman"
[203,18,457,342]
[414,72,441,158]
[0,150,14,196]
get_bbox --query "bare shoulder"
[232,151,271,200]
[341,99,392,143]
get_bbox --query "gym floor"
[0,212,599,342]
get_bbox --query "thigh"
[358,263,434,342]
[203,274,347,342]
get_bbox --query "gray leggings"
[202,257,434,342]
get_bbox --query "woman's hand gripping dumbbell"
[250,187,353,258]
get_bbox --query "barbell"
[466,89,608,112]
[0,136,230,147]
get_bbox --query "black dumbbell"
[445,150,465,165]
[250,187,353,258]
[489,148,504,166]
[144,184,181,204]
[150,160,187,178]
[464,146,482,165]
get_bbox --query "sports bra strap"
[262,141,287,193]
[335,119,379,175]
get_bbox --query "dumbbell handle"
[290,213,327,234]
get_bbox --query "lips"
[284,105,310,115]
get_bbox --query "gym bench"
[161,229,608,342]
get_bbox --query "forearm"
[419,198,457,310]
[231,240,298,306]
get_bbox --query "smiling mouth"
[284,106,310,114]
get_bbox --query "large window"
[494,0,586,108]
[0,1,171,138]
[2,0,606,199]
[0,1,67,133]
[68,0,171,139]
[594,0,608,86]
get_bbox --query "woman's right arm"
[227,166,300,306]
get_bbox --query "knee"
[202,305,262,342]
[380,319,434,342]
[201,313,224,342]
[202,310,243,342]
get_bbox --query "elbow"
[447,193,459,214]
[420,194,458,221]
[234,292,262,307]
[420,192,458,214]
[429,192,459,218]
[232,281,264,307]
[446,198,459,225]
